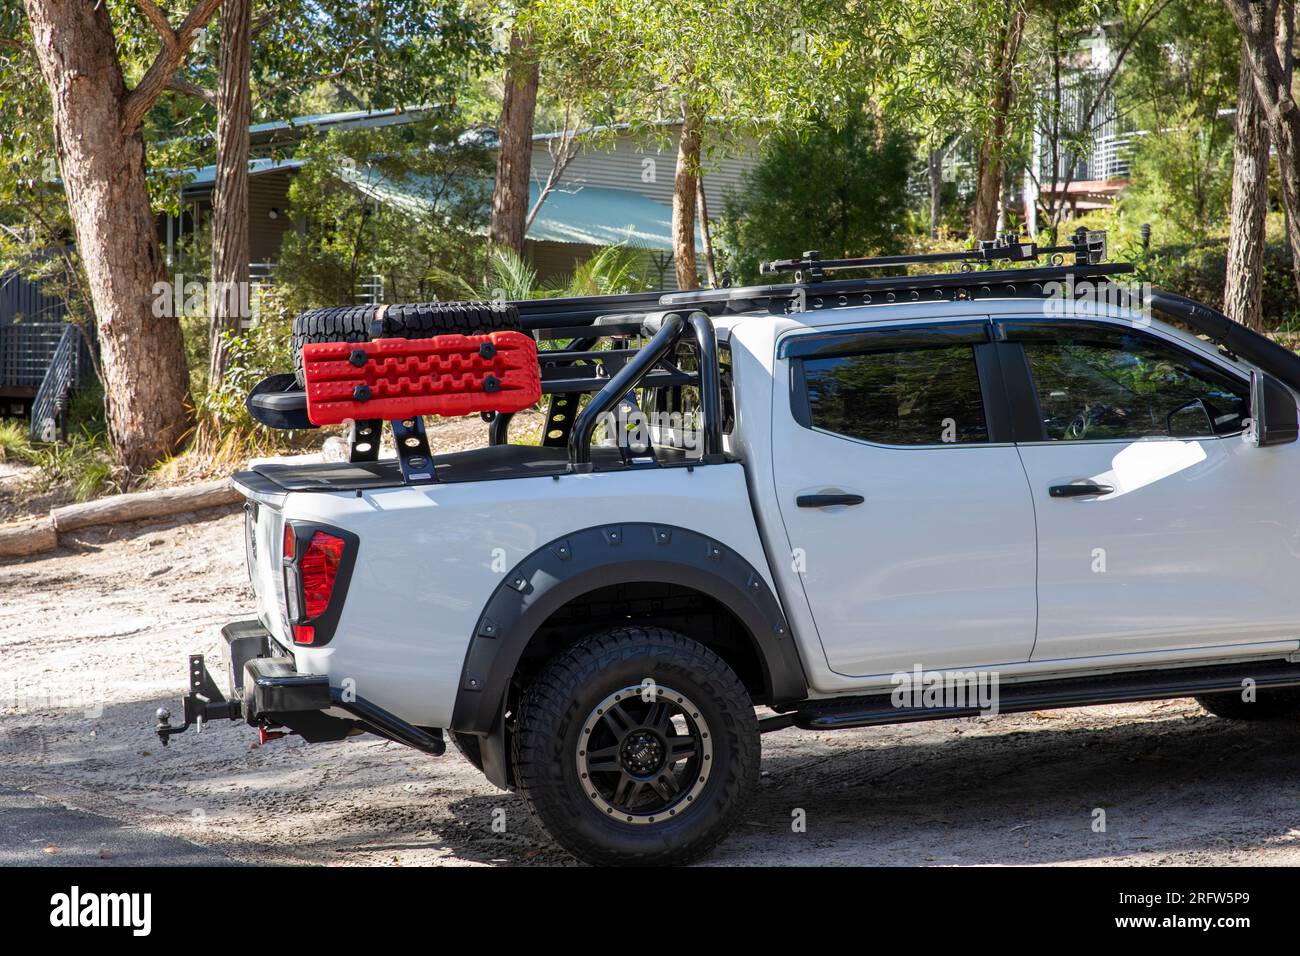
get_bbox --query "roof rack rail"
[757,226,1108,283]
[662,261,1134,314]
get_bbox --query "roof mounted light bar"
[758,227,1108,283]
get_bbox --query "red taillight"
[299,531,345,619]
[281,523,350,646]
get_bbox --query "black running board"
[782,658,1300,731]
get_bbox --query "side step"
[329,687,446,756]
[775,658,1300,732]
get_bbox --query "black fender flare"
[450,522,808,739]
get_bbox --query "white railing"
[356,274,384,306]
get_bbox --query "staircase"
[29,323,82,441]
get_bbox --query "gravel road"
[3,504,1300,866]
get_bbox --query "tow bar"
[155,654,241,745]
[154,638,446,755]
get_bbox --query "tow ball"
[155,654,242,746]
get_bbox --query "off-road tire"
[511,626,760,866]
[1196,687,1300,720]
[291,301,522,385]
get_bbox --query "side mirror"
[1248,370,1299,446]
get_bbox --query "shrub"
[716,109,914,284]
[1135,240,1298,330]
[23,427,122,502]
[0,420,35,464]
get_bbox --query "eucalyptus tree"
[1222,0,1300,302]
[485,15,539,257]
[15,0,222,473]
[7,0,486,467]
[171,0,486,392]
[526,0,852,289]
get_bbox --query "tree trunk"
[209,0,252,393]
[1224,45,1272,329]
[23,0,194,475]
[488,27,539,257]
[928,147,945,239]
[1225,0,1300,301]
[1277,1,1300,299]
[972,126,1007,242]
[696,170,719,287]
[972,2,1027,241]
[672,108,702,290]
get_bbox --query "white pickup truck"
[158,232,1300,865]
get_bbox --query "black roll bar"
[687,311,725,464]
[567,310,725,470]
[568,312,685,470]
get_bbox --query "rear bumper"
[226,618,334,717]
[155,619,444,755]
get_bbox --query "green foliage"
[0,11,94,335]
[1118,118,1234,243]
[1086,204,1299,326]
[1110,0,1239,243]
[526,0,850,152]
[715,110,914,284]
[276,115,494,311]
[252,1,490,118]
[67,379,107,435]
[0,419,34,464]
[559,244,650,296]
[1138,238,1299,329]
[18,427,122,502]
[437,244,653,300]
[438,247,540,300]
[181,283,294,434]
[1118,0,1239,122]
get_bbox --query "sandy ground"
[2,432,1300,865]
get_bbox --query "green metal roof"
[247,106,440,140]
[178,154,695,252]
[183,156,305,190]
[336,164,692,251]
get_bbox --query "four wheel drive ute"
[156,230,1300,865]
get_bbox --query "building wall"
[0,268,68,327]
[532,127,761,212]
[247,171,297,265]
[0,268,75,397]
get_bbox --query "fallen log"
[51,479,242,533]
[0,516,58,558]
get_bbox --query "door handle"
[1049,482,1115,499]
[796,493,865,508]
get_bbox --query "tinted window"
[803,345,988,445]
[1020,328,1248,441]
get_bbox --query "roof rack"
[757,227,1108,282]
[662,228,1128,314]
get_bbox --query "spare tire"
[291,300,524,386]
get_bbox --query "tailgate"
[231,472,292,647]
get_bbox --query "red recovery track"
[301,330,541,426]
